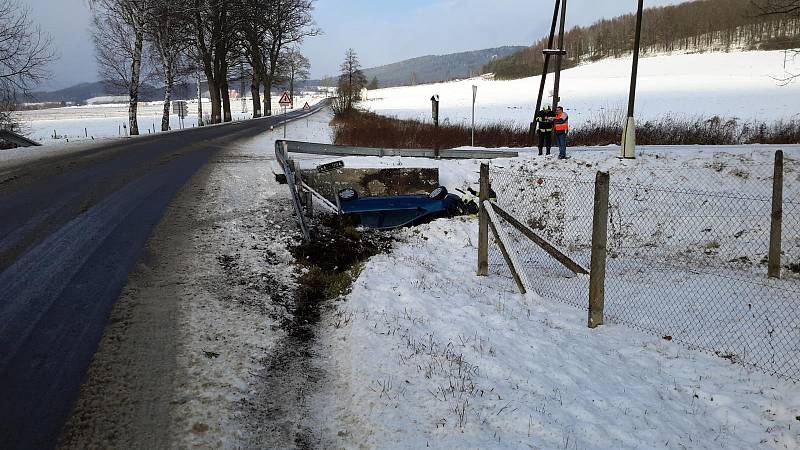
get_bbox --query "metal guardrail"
[278,140,519,160]
[275,141,311,241]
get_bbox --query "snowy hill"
[363,50,800,128]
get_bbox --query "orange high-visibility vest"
[554,112,569,132]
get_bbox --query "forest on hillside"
[484,0,800,80]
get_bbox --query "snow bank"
[363,50,800,128]
[311,218,800,449]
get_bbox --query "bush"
[332,109,529,149]
[333,109,800,148]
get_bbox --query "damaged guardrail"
[275,140,311,241]
[280,140,519,159]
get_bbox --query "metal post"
[471,86,476,147]
[589,171,610,328]
[478,163,490,276]
[552,0,568,111]
[431,95,440,158]
[283,106,287,138]
[769,150,784,279]
[621,0,644,159]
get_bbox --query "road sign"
[279,91,292,106]
[303,102,311,112]
[172,100,188,119]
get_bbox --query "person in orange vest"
[553,106,569,159]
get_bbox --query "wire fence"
[487,151,800,381]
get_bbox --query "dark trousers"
[537,131,552,155]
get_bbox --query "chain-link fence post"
[478,163,489,276]
[588,171,610,329]
[769,150,784,279]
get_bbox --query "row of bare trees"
[485,0,800,80]
[0,0,53,132]
[91,0,318,136]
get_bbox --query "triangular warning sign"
[303,102,311,111]
[278,91,292,105]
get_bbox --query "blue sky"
[24,0,687,90]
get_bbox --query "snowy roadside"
[58,109,335,449]
[11,94,326,147]
[294,143,800,448]
[308,217,800,449]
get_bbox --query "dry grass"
[332,110,529,149]
[333,109,800,148]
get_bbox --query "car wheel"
[338,188,358,202]
[429,186,448,200]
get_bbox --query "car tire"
[338,188,358,202]
[429,186,448,200]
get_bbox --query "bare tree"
[91,0,152,136]
[0,0,53,130]
[146,0,192,131]
[192,0,241,123]
[280,47,310,106]
[239,0,270,117]
[337,48,366,112]
[261,0,319,116]
[755,0,800,83]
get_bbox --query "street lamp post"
[621,0,644,159]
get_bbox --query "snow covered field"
[363,50,800,128]
[13,94,326,146]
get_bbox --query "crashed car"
[336,186,465,230]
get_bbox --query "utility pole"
[621,0,644,159]
[536,0,562,113]
[552,0,568,111]
[532,0,563,146]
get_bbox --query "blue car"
[337,186,464,230]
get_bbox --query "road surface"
[0,103,325,450]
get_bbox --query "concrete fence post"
[769,150,784,279]
[588,171,610,329]
[477,163,489,276]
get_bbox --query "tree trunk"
[290,68,295,109]
[251,73,261,118]
[221,78,232,122]
[161,64,173,132]
[129,30,144,136]
[208,76,221,124]
[197,74,204,126]
[263,79,272,116]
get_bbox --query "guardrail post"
[478,163,489,276]
[769,150,784,279]
[588,171,610,329]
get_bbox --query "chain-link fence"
[486,150,800,381]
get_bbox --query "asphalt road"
[0,103,326,450]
